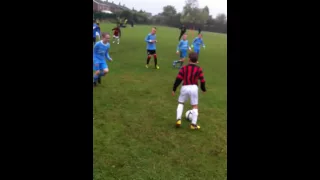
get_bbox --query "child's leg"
[97,62,108,83]
[93,70,100,84]
[153,53,158,68]
[190,86,200,129]
[179,50,187,66]
[176,87,187,127]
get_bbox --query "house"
[93,0,130,13]
[93,0,110,11]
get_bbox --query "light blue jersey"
[192,37,205,50]
[177,40,190,52]
[93,41,112,64]
[145,33,157,50]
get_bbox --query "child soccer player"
[111,24,121,44]
[93,20,98,45]
[191,33,206,59]
[145,27,159,69]
[172,52,206,130]
[178,24,187,41]
[95,23,101,40]
[173,34,191,68]
[93,32,113,87]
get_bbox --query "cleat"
[97,77,101,84]
[145,64,149,68]
[190,124,200,130]
[156,65,160,69]
[176,120,181,128]
[172,60,178,68]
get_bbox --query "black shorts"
[147,50,156,55]
[93,37,96,44]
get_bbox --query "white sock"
[117,39,120,43]
[176,104,184,120]
[191,109,198,125]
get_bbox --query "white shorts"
[113,35,119,39]
[96,32,100,36]
[178,85,199,105]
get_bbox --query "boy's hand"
[176,51,179,55]
[172,91,175,96]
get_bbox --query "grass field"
[93,24,227,180]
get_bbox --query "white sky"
[101,0,227,17]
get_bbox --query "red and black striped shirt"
[173,64,206,92]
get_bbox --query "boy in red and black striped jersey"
[112,24,121,44]
[172,52,206,130]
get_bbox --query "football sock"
[146,56,151,64]
[99,71,105,77]
[154,55,158,67]
[93,74,99,83]
[191,109,199,125]
[176,104,184,120]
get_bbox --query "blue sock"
[99,72,104,77]
[93,74,99,83]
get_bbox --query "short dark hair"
[93,20,96,23]
[189,52,198,63]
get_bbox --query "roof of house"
[93,0,130,10]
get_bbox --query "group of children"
[173,33,205,68]
[93,23,206,130]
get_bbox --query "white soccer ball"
[185,110,193,121]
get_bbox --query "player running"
[111,24,121,44]
[178,24,187,41]
[172,52,206,130]
[96,23,101,40]
[173,34,191,68]
[144,27,159,69]
[93,32,113,87]
[93,20,98,45]
[191,33,206,58]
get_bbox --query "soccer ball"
[185,110,193,121]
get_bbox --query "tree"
[185,0,199,8]
[120,10,133,19]
[203,6,209,14]
[198,6,209,24]
[215,13,227,24]
[162,5,177,17]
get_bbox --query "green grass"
[93,24,227,180]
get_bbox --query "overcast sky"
[101,0,227,17]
